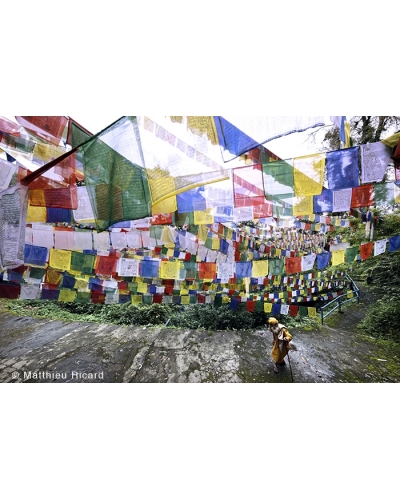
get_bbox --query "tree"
[321,116,400,151]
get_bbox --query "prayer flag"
[360,142,392,184]
[15,116,68,146]
[360,242,373,261]
[293,154,325,196]
[326,147,359,190]
[351,185,374,208]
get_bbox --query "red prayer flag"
[0,117,22,136]
[351,185,374,208]
[198,262,217,280]
[95,255,118,276]
[285,256,302,274]
[15,116,68,146]
[360,242,374,261]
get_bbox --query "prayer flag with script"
[360,142,392,184]
[0,184,29,270]
[81,117,151,231]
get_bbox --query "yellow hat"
[268,317,278,324]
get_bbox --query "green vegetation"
[1,298,319,331]
[353,250,400,342]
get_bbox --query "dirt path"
[0,283,399,383]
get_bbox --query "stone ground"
[1,283,399,383]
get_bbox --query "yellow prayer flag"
[46,269,63,286]
[33,143,65,162]
[147,171,176,206]
[160,260,181,279]
[74,277,88,290]
[27,203,47,223]
[180,295,190,305]
[29,189,46,207]
[331,250,345,266]
[152,195,177,215]
[293,196,314,216]
[212,237,219,250]
[137,283,148,293]
[58,289,77,302]
[293,154,325,196]
[194,209,214,225]
[197,224,209,242]
[161,226,176,244]
[251,259,269,278]
[131,295,143,304]
[264,302,273,313]
[381,131,400,148]
[308,307,317,317]
[243,277,250,295]
[394,184,400,204]
[49,248,71,271]
[344,121,351,148]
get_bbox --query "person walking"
[268,317,292,373]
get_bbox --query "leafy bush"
[2,299,319,331]
[357,298,400,342]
